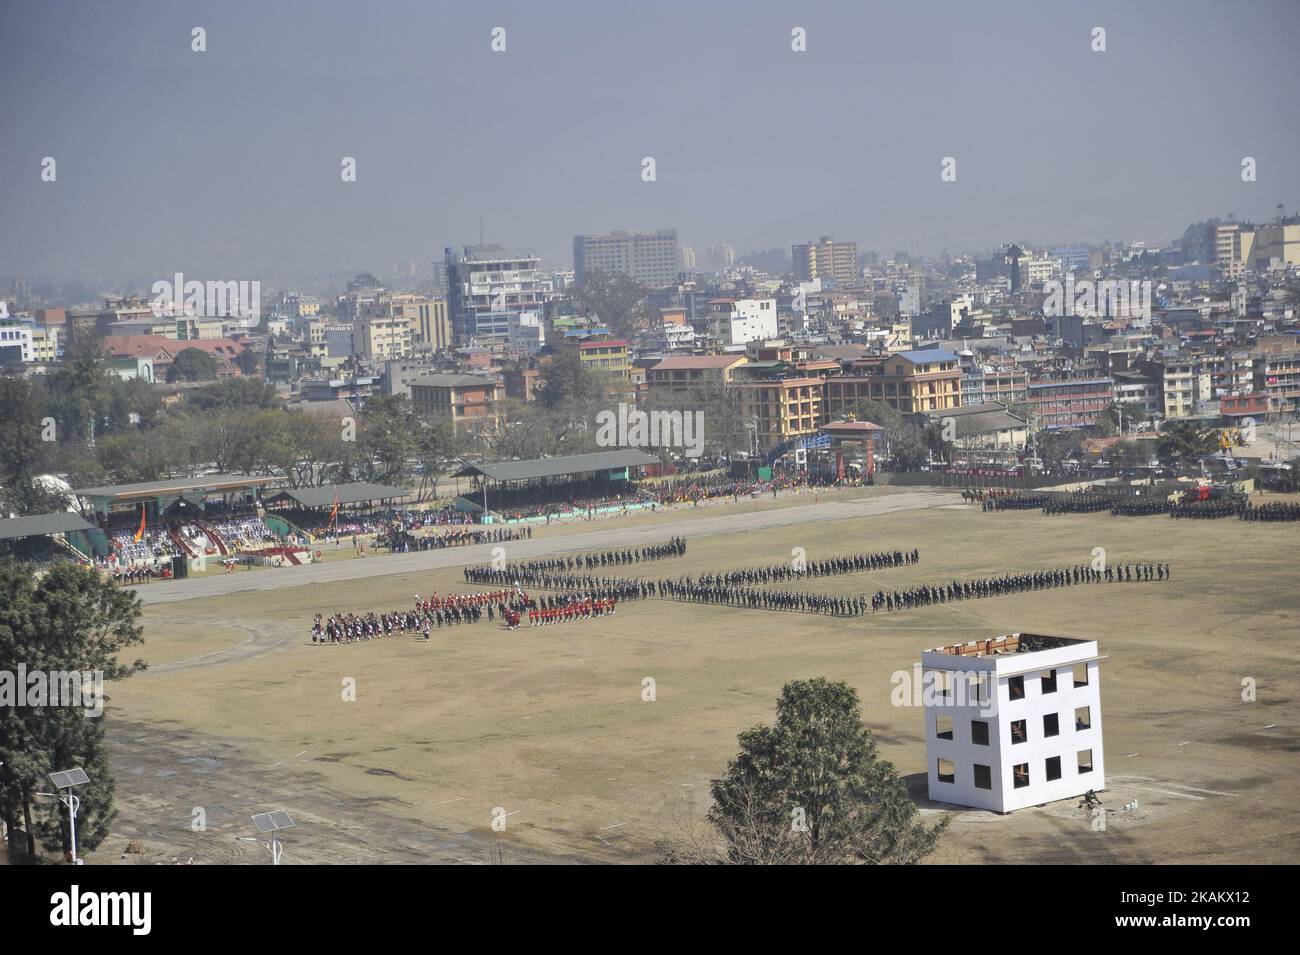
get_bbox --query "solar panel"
[50,768,89,788]
[251,810,295,833]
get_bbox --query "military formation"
[687,548,918,589]
[463,538,686,585]
[868,562,1168,614]
[1239,501,1300,521]
[1169,499,1241,519]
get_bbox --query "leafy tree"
[356,395,419,486]
[41,324,112,443]
[1156,421,1217,466]
[234,347,263,376]
[185,377,282,413]
[166,347,220,383]
[850,399,931,470]
[536,348,603,409]
[693,679,946,864]
[568,270,654,339]
[0,563,144,860]
[0,377,61,516]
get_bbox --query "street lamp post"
[41,767,89,864]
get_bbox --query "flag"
[327,486,340,530]
[133,504,147,542]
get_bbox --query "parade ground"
[97,487,1300,864]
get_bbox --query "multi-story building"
[1153,358,1200,420]
[982,367,1028,406]
[792,236,859,286]
[336,274,386,321]
[351,310,414,362]
[573,229,679,288]
[1026,377,1114,429]
[703,297,778,346]
[646,355,749,399]
[1252,342,1300,412]
[29,324,60,363]
[740,376,824,452]
[409,373,502,434]
[923,632,1105,813]
[445,244,545,344]
[822,349,963,417]
[0,320,33,364]
[1251,217,1300,268]
[1215,223,1255,278]
[577,339,631,380]
[364,293,451,352]
[1112,370,1161,420]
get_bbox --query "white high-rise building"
[923,632,1105,813]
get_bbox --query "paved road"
[137,490,959,605]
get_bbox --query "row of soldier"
[692,548,919,589]
[463,537,686,584]
[1240,501,1300,521]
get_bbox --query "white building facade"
[923,633,1105,812]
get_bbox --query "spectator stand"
[451,450,659,524]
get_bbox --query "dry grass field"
[93,488,1300,864]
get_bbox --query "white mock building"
[717,298,778,345]
[923,633,1105,812]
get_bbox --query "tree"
[234,347,263,377]
[851,399,932,470]
[0,563,144,861]
[1156,421,1217,467]
[166,347,219,383]
[41,324,111,443]
[674,679,946,864]
[536,348,603,409]
[568,270,655,339]
[0,377,61,516]
[185,377,281,413]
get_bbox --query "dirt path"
[137,491,958,606]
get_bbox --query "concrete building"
[1026,377,1115,430]
[1112,370,1162,420]
[740,376,824,452]
[364,293,450,352]
[1251,218,1300,268]
[924,633,1105,813]
[702,297,778,346]
[445,244,545,344]
[1252,342,1300,412]
[1215,223,1255,278]
[792,236,859,286]
[822,349,963,417]
[573,229,679,288]
[409,373,502,434]
[921,402,1027,451]
[352,310,414,362]
[647,355,749,399]
[0,320,34,364]
[577,339,631,380]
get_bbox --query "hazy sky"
[2,0,1298,281]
